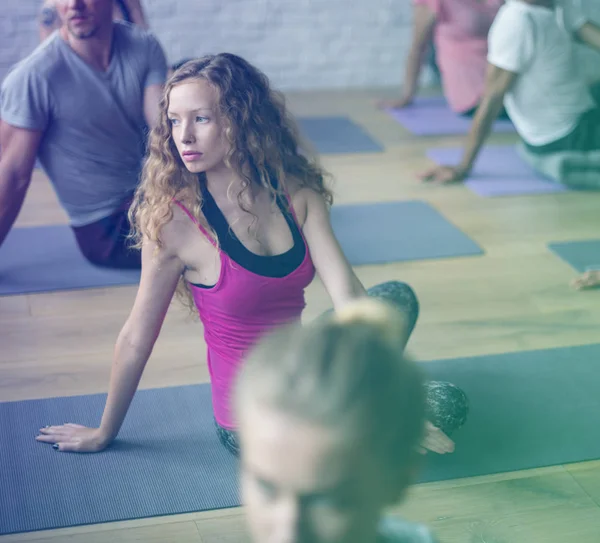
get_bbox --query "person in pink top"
[35,54,467,457]
[380,0,505,116]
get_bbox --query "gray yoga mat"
[0,203,480,296]
[0,226,140,296]
[330,201,483,265]
[297,116,384,154]
[0,384,240,536]
[4,343,600,534]
[548,239,600,273]
[418,342,600,483]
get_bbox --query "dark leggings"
[71,195,141,270]
[524,107,600,156]
[215,280,469,456]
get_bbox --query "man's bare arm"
[0,123,43,246]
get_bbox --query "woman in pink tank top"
[380,0,505,115]
[37,54,467,457]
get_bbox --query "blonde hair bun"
[334,298,408,347]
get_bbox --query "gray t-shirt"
[0,22,167,226]
[378,516,438,543]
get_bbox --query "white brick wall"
[1,0,600,91]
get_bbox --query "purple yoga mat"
[426,146,570,197]
[386,96,515,136]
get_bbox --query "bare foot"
[571,270,600,290]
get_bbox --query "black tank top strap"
[198,178,305,279]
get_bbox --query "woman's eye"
[168,118,179,126]
[196,116,209,123]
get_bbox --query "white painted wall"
[1,0,600,91]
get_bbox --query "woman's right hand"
[36,424,111,453]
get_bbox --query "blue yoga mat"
[0,384,239,535]
[3,343,600,534]
[0,226,140,296]
[297,116,384,154]
[548,239,600,273]
[418,343,600,483]
[330,201,483,265]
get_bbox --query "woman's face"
[239,401,389,543]
[167,79,230,175]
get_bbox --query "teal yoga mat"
[548,239,600,273]
[3,343,600,534]
[418,343,600,482]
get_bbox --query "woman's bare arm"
[299,189,367,310]
[37,235,185,452]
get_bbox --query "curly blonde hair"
[129,53,333,314]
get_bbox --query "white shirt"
[487,0,594,146]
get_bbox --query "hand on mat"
[36,424,109,453]
[377,96,413,110]
[571,270,600,290]
[420,165,467,184]
[417,421,455,455]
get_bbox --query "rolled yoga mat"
[548,239,600,273]
[0,225,141,296]
[297,116,384,154]
[330,200,483,265]
[386,96,515,136]
[426,145,570,197]
[3,343,600,534]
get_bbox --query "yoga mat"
[426,145,570,197]
[297,116,384,154]
[0,384,240,535]
[330,201,483,265]
[4,343,600,534]
[419,343,600,483]
[548,239,600,273]
[0,226,140,296]
[386,96,515,136]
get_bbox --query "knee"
[77,241,112,268]
[367,281,420,312]
[424,381,470,436]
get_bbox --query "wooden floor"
[2,88,600,542]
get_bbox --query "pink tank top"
[173,196,315,429]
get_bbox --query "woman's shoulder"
[161,190,205,238]
[378,516,439,543]
[286,177,331,205]
[284,180,329,228]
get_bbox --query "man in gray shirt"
[0,0,167,268]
